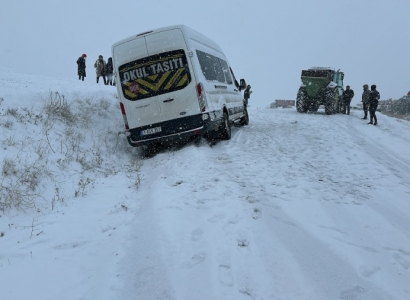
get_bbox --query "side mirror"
[239,79,246,91]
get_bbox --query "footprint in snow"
[181,252,206,269]
[339,286,366,299]
[252,208,262,220]
[359,265,381,277]
[191,228,203,242]
[238,239,249,248]
[394,253,410,269]
[218,265,234,286]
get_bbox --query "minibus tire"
[219,111,231,140]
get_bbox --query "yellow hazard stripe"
[148,74,159,81]
[176,73,189,87]
[124,89,136,98]
[164,68,184,90]
[136,71,171,92]
[124,88,149,99]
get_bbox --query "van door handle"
[234,89,239,92]
[163,98,174,103]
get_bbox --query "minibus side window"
[219,59,233,85]
[212,56,225,83]
[196,50,225,83]
[197,50,216,81]
[230,67,239,88]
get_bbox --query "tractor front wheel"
[324,89,336,115]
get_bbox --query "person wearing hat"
[361,84,371,119]
[76,54,87,81]
[94,55,107,84]
[342,85,354,115]
[105,57,114,86]
[368,84,380,125]
[244,84,252,107]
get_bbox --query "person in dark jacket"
[361,84,371,119]
[105,57,114,86]
[76,54,87,81]
[368,84,380,125]
[244,84,252,107]
[94,55,107,84]
[342,85,354,115]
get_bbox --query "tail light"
[119,102,129,130]
[196,83,206,112]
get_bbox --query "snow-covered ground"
[1,67,410,300]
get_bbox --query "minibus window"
[118,49,191,101]
[230,67,239,88]
[196,50,225,83]
[219,59,233,85]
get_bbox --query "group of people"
[76,54,115,86]
[340,84,380,125]
[361,84,380,125]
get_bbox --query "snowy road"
[118,108,410,300]
[2,70,410,300]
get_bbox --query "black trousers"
[362,103,368,118]
[343,100,351,114]
[369,107,377,123]
[97,75,107,84]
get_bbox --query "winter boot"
[367,121,373,124]
[374,122,378,125]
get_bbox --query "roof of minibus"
[111,24,225,55]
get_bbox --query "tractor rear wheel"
[296,87,308,113]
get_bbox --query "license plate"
[140,126,162,136]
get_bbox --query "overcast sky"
[1,0,409,107]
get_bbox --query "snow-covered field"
[1,67,410,300]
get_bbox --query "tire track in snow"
[120,108,406,299]
[344,116,410,188]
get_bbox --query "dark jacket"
[343,89,354,102]
[362,86,371,104]
[369,89,380,108]
[244,86,252,100]
[105,59,114,75]
[77,57,86,77]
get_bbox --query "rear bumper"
[126,113,218,147]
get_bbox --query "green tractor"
[296,67,344,115]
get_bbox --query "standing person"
[94,55,107,84]
[361,84,371,119]
[105,57,114,85]
[342,85,354,115]
[244,84,252,107]
[368,84,380,125]
[76,54,87,81]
